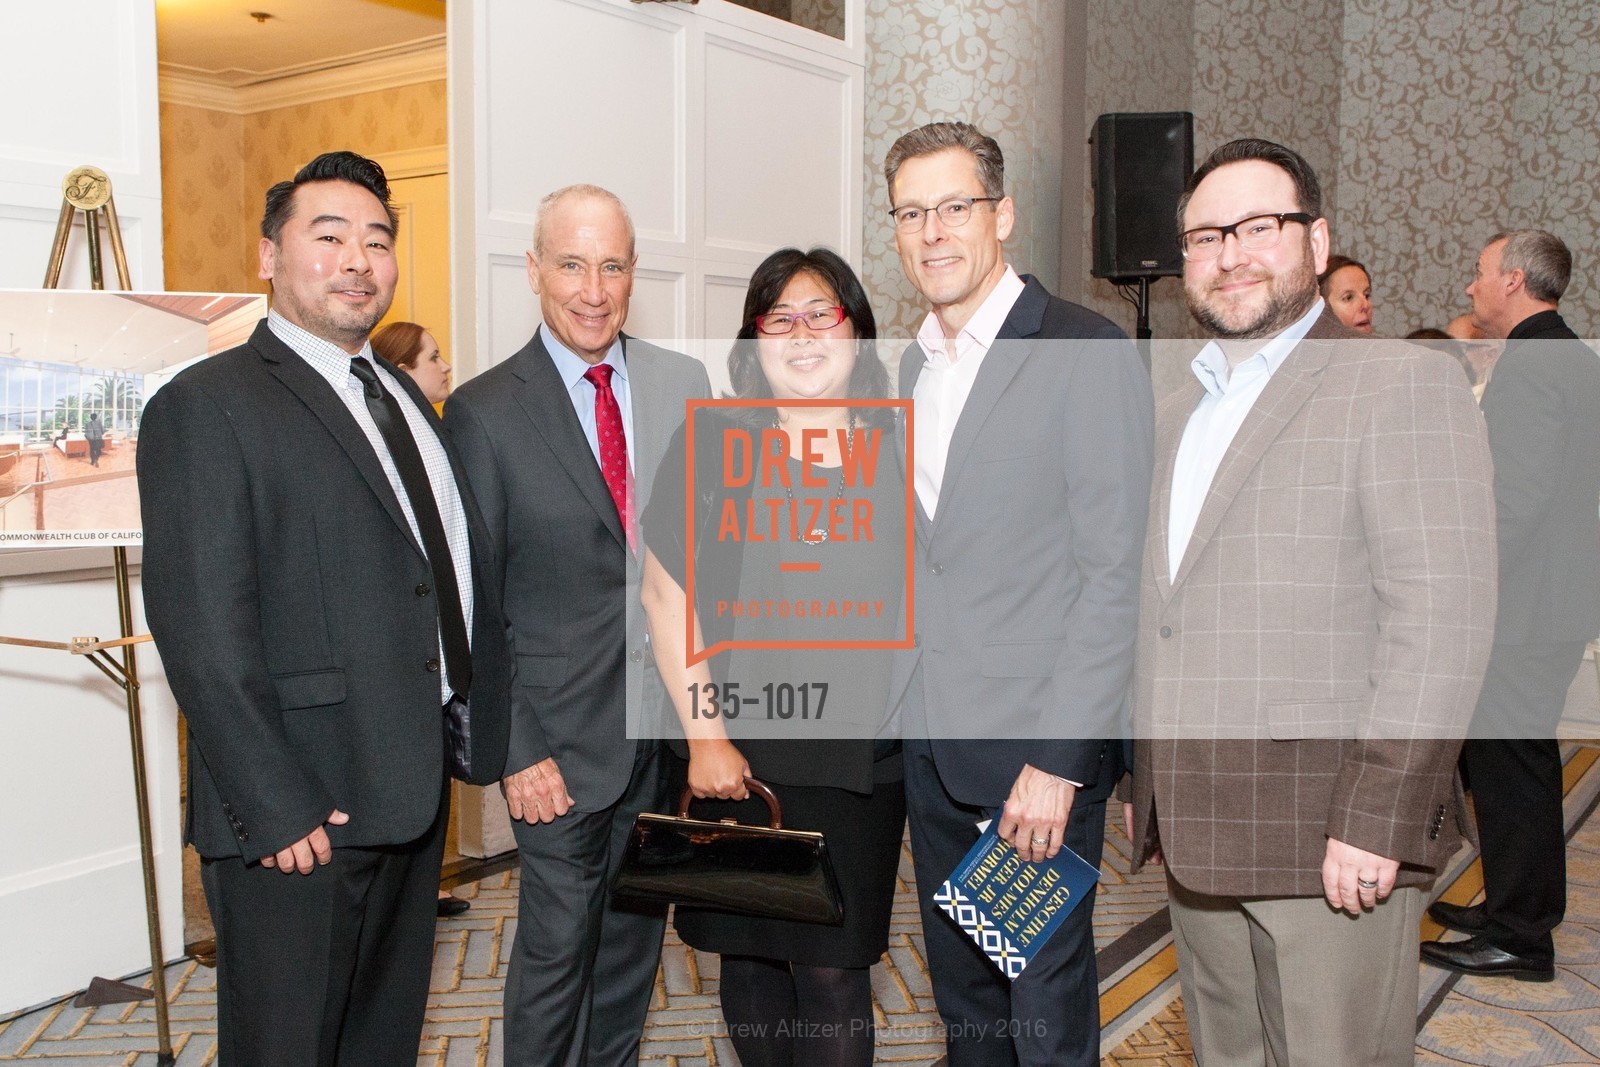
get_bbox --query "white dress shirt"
[268,310,473,702]
[1167,298,1325,582]
[912,267,1026,519]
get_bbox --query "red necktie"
[583,363,634,552]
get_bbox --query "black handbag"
[613,777,845,925]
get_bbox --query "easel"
[0,165,174,1067]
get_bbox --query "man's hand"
[686,738,751,801]
[1321,837,1399,915]
[998,764,1074,863]
[503,757,574,824]
[1122,801,1163,866]
[261,809,348,875]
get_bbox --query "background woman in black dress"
[641,247,905,1067]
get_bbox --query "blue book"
[932,827,1101,979]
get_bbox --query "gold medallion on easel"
[44,163,131,291]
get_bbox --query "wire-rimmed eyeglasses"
[755,306,847,335]
[888,196,1001,233]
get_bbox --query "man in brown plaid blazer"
[1125,140,1497,1064]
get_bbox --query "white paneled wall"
[0,2,182,1015]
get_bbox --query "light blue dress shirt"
[541,324,635,475]
[1167,298,1325,583]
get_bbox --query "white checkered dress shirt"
[267,311,473,703]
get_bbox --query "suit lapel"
[897,342,934,540]
[1168,333,1332,592]
[255,323,423,559]
[1153,378,1205,603]
[509,333,627,551]
[927,279,1046,535]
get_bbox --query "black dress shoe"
[1420,936,1555,982]
[436,894,471,918]
[1428,899,1488,935]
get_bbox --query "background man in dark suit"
[1126,139,1496,1065]
[445,185,710,1067]
[882,121,1153,1067]
[1423,230,1600,981]
[138,151,511,1066]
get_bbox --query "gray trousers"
[503,741,667,1067]
[1167,874,1424,1066]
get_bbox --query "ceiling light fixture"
[248,11,273,24]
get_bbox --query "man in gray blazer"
[883,121,1153,1067]
[445,185,710,1067]
[1126,139,1497,1064]
[1422,230,1600,981]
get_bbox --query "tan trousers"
[1166,873,1423,1066]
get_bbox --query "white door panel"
[456,0,862,378]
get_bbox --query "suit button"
[239,830,248,841]
[416,583,430,596]
[426,658,440,673]
[1159,625,1172,638]
[929,563,943,575]
[629,648,643,663]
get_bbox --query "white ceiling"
[0,291,263,378]
[156,0,445,85]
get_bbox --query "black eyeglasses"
[888,197,1001,233]
[1179,212,1316,261]
[755,306,847,335]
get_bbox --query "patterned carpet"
[3,742,1597,1066]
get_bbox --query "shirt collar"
[266,309,375,382]
[916,266,1025,364]
[541,323,627,389]
[1190,297,1325,398]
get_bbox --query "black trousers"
[503,740,668,1067]
[200,776,449,1066]
[904,738,1105,1067]
[1462,639,1586,960]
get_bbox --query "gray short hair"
[533,184,636,259]
[1489,229,1570,303]
[883,122,1005,201]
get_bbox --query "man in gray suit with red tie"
[1422,230,1600,981]
[446,185,710,1066]
[883,121,1154,1067]
[1125,139,1497,1064]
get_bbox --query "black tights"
[718,954,875,1067]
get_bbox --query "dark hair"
[1176,138,1323,231]
[261,151,398,243]
[1405,327,1451,340]
[370,321,428,369]
[1318,254,1370,295]
[1489,229,1571,303]
[726,247,889,421]
[883,121,1005,201]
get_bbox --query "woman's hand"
[686,738,751,800]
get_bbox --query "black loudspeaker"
[1090,112,1194,280]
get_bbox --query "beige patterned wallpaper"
[162,81,448,296]
[1339,0,1598,336]
[862,0,1067,340]
[160,103,247,294]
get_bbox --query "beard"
[1186,251,1320,341]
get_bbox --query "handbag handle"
[676,777,784,829]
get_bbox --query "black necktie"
[349,357,471,699]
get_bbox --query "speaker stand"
[1110,276,1159,372]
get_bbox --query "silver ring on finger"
[1357,877,1378,890]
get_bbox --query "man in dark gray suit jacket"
[139,152,512,1066]
[1423,229,1600,981]
[445,185,710,1066]
[882,122,1153,1067]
